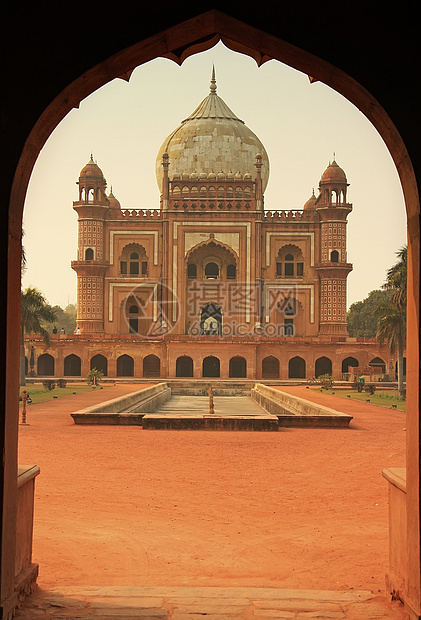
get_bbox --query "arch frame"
[2,9,420,618]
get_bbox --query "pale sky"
[22,42,407,309]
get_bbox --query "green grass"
[19,383,109,405]
[311,387,406,412]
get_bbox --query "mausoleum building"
[25,71,395,381]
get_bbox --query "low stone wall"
[71,383,171,425]
[382,468,407,605]
[251,384,353,427]
[142,414,278,431]
[16,465,40,603]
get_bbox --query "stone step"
[14,586,405,619]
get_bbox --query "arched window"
[129,252,139,275]
[227,264,236,279]
[187,263,197,279]
[128,304,139,334]
[277,246,304,277]
[331,250,339,262]
[85,248,94,260]
[120,244,148,276]
[284,305,294,336]
[205,262,219,279]
[284,253,294,276]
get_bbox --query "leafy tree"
[347,289,392,337]
[46,304,77,335]
[20,287,56,385]
[87,368,103,386]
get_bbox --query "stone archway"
[3,9,420,618]
[64,354,81,377]
[176,356,193,377]
[262,355,280,379]
[315,356,332,377]
[229,356,247,378]
[90,354,108,376]
[203,356,220,378]
[37,353,55,377]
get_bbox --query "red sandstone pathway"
[18,384,406,603]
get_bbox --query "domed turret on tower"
[107,187,121,212]
[318,158,349,205]
[155,68,270,194]
[303,189,317,210]
[76,155,109,206]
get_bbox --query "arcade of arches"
[27,344,401,381]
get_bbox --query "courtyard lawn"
[310,386,406,411]
[19,383,110,405]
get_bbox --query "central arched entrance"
[200,304,222,336]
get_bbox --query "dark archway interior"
[203,356,220,377]
[90,354,108,376]
[117,354,134,377]
[176,356,194,377]
[64,354,81,376]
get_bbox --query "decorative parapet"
[263,210,318,221]
[119,209,162,219]
[170,201,252,212]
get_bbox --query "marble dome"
[155,69,269,192]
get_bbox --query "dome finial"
[210,65,217,94]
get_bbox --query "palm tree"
[20,287,56,385]
[375,245,407,391]
[375,302,406,391]
[383,245,407,310]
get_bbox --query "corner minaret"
[315,159,353,335]
[71,156,109,334]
